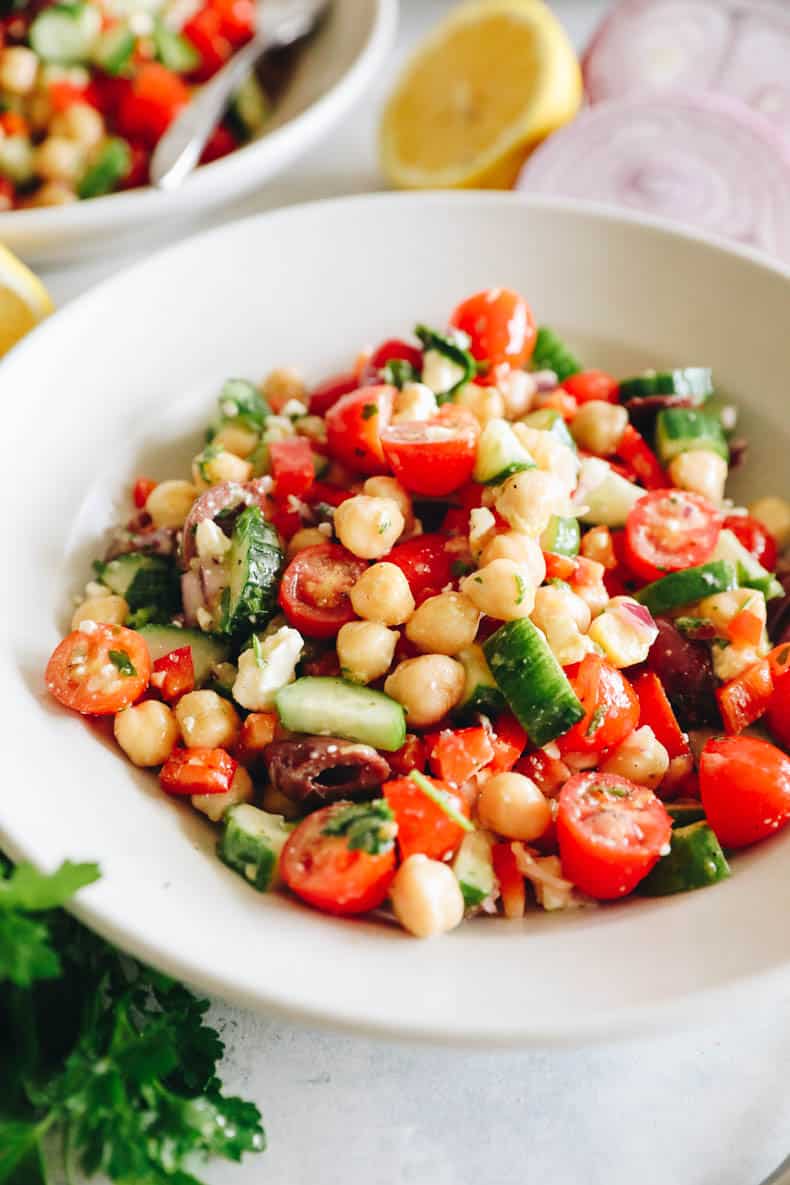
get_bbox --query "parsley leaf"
[109,650,137,677]
[361,403,378,421]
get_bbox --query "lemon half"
[0,243,54,357]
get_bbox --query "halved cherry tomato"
[562,370,619,404]
[616,425,665,490]
[183,6,232,80]
[723,513,778,573]
[632,671,689,759]
[309,372,359,418]
[700,735,790,848]
[117,63,190,146]
[515,750,571,797]
[0,111,27,136]
[386,534,454,601]
[133,477,157,509]
[303,481,354,509]
[325,385,394,475]
[381,405,479,497]
[624,489,722,584]
[449,288,536,382]
[716,660,774,735]
[767,671,790,750]
[557,772,672,899]
[558,655,639,755]
[151,646,195,703]
[487,713,528,773]
[281,801,396,915]
[278,543,366,638]
[387,734,427,777]
[269,437,314,501]
[160,746,237,796]
[426,727,495,787]
[492,842,526,917]
[211,0,256,45]
[46,624,151,716]
[383,775,470,862]
[200,122,238,164]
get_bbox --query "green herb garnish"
[108,650,136,677]
[409,771,474,832]
[321,800,397,855]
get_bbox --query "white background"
[40,3,790,1182]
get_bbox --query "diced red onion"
[181,569,205,628]
[517,92,790,262]
[532,369,559,391]
[583,0,790,144]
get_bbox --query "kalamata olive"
[265,737,391,806]
[179,478,272,568]
[104,525,177,560]
[624,393,697,434]
[646,617,720,728]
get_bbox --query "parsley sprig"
[0,855,265,1184]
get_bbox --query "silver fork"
[150,0,329,191]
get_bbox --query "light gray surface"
[39,3,789,1182]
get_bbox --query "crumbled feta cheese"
[498,369,536,419]
[317,522,332,536]
[195,518,232,562]
[78,619,99,635]
[232,626,304,711]
[128,10,154,34]
[262,416,295,443]
[84,580,108,599]
[468,506,496,559]
[196,607,214,632]
[281,399,308,419]
[421,350,465,396]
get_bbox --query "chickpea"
[176,690,241,750]
[145,480,197,529]
[461,559,536,620]
[384,655,465,727]
[261,367,306,407]
[668,450,727,504]
[499,369,536,420]
[211,421,259,458]
[569,400,628,456]
[192,766,254,824]
[288,527,331,556]
[114,701,179,767]
[337,620,398,683]
[531,583,593,667]
[477,772,552,841]
[512,424,578,493]
[72,594,128,629]
[334,495,404,559]
[601,726,669,791]
[0,47,38,95]
[495,469,568,536]
[405,591,479,655]
[350,562,415,625]
[389,854,465,938]
[26,181,76,207]
[363,476,413,528]
[50,103,104,149]
[454,382,505,425]
[479,531,546,586]
[34,136,84,185]
[749,496,790,550]
[193,448,252,490]
[391,382,437,423]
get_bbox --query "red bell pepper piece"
[387,734,427,777]
[769,643,790,679]
[727,608,764,649]
[492,843,526,918]
[133,476,157,509]
[234,711,277,768]
[515,750,571,797]
[383,775,470,862]
[487,714,528,773]
[533,389,578,420]
[542,551,577,581]
[616,425,665,490]
[160,747,237,796]
[150,646,195,703]
[426,727,495,787]
[270,437,315,501]
[716,660,774,735]
[632,671,690,759]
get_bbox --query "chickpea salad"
[45,288,790,937]
[0,0,267,210]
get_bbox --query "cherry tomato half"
[381,405,479,497]
[723,513,778,573]
[386,534,455,601]
[278,543,366,638]
[46,624,151,716]
[151,646,195,704]
[359,338,424,385]
[281,801,396,915]
[624,489,722,584]
[309,371,360,418]
[325,385,394,476]
[449,288,536,382]
[558,655,639,755]
[700,735,790,849]
[557,772,672,899]
[561,370,619,404]
[116,63,189,147]
[383,776,470,862]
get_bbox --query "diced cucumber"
[712,528,783,599]
[207,378,270,441]
[30,2,102,64]
[520,408,577,453]
[618,368,712,404]
[540,515,580,557]
[218,804,292,892]
[153,20,199,73]
[456,644,505,717]
[473,419,535,485]
[415,325,477,399]
[96,552,180,613]
[635,560,737,616]
[655,408,729,465]
[638,821,729,896]
[452,830,496,909]
[78,138,131,199]
[483,619,584,747]
[91,24,135,74]
[221,506,283,635]
[138,624,230,686]
[230,73,270,136]
[667,801,706,828]
[577,458,644,527]
[275,677,406,751]
[531,327,581,381]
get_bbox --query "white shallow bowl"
[0,0,396,265]
[1,193,788,1047]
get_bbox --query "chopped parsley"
[514,573,527,606]
[252,634,267,670]
[322,800,397,855]
[409,770,474,832]
[451,559,475,579]
[361,403,378,421]
[108,650,136,677]
[585,704,606,737]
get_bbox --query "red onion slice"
[583,0,790,143]
[517,92,790,261]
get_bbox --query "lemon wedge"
[0,243,53,357]
[380,0,582,190]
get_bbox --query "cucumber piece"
[540,515,580,557]
[638,821,729,896]
[153,20,199,72]
[456,644,505,717]
[618,368,712,404]
[483,619,584,747]
[92,24,135,74]
[230,73,270,136]
[275,677,406,751]
[415,325,477,399]
[138,624,230,686]
[531,327,581,381]
[452,830,496,909]
[207,378,270,441]
[667,801,706,828]
[30,2,101,64]
[78,137,131,199]
[712,528,783,600]
[521,407,577,453]
[577,458,644,527]
[221,506,283,635]
[218,804,292,892]
[473,419,535,485]
[96,552,180,612]
[635,560,737,616]
[655,408,729,465]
